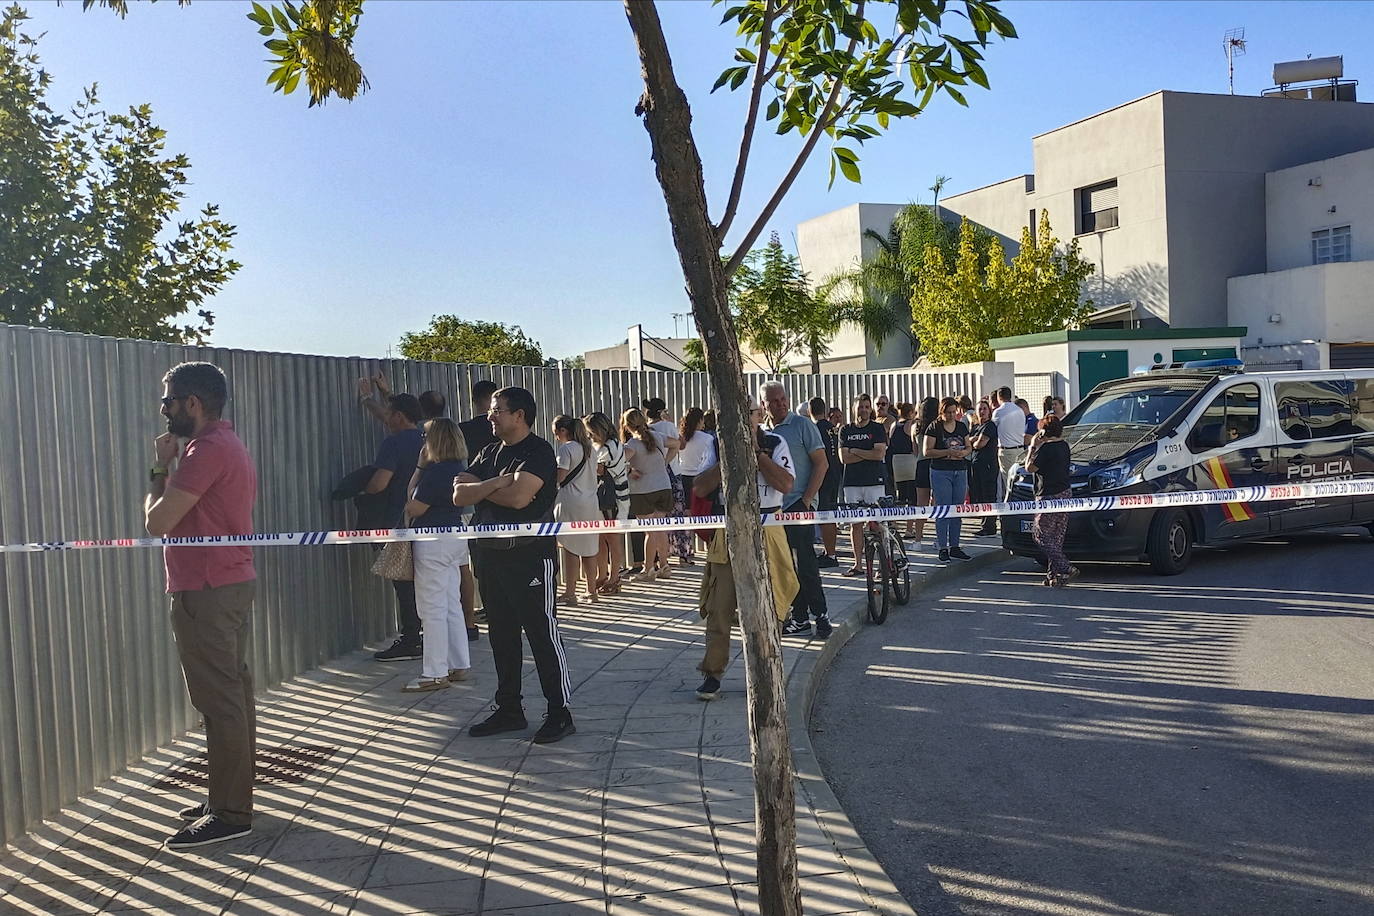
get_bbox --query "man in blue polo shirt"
[761,382,832,639]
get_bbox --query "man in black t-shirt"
[810,396,841,567]
[452,386,574,744]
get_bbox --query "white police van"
[1001,359,1374,574]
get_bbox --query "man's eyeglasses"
[160,395,186,408]
[487,407,510,417]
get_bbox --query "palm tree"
[824,200,960,361]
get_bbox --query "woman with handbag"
[552,415,601,606]
[585,412,630,596]
[401,418,471,692]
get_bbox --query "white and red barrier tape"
[2,479,1371,553]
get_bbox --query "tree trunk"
[622,3,802,914]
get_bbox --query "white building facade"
[797,88,1374,372]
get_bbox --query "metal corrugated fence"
[0,322,1000,845]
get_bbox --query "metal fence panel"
[0,323,1003,845]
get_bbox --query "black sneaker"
[814,616,833,638]
[949,548,972,561]
[373,637,422,662]
[974,526,998,537]
[696,677,722,701]
[781,619,812,637]
[466,626,481,642]
[178,801,210,821]
[532,709,576,744]
[815,554,839,569]
[166,815,251,851]
[469,706,528,738]
[938,549,950,563]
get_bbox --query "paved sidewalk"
[0,535,1004,915]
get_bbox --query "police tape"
[2,478,1372,554]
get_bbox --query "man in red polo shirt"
[145,362,258,850]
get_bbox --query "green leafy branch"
[246,0,367,106]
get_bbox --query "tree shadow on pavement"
[813,532,1374,916]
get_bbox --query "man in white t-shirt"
[691,398,798,701]
[992,386,1026,499]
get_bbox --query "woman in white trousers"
[403,418,472,692]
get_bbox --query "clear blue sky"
[21,0,1374,359]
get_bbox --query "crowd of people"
[141,360,1076,850]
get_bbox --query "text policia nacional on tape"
[3,478,1373,554]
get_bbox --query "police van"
[1001,360,1374,574]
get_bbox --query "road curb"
[786,548,1012,915]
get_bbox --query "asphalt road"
[812,530,1374,916]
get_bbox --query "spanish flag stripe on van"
[1202,456,1255,522]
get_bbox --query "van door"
[1273,378,1355,530]
[1184,381,1272,540]
[1349,377,1374,524]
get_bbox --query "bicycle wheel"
[889,533,912,606]
[865,538,890,624]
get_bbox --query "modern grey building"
[797,87,1374,371]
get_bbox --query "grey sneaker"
[781,619,812,637]
[166,815,251,851]
[178,801,210,821]
[373,637,422,662]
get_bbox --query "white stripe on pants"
[414,539,471,679]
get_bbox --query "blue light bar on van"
[1135,357,1245,375]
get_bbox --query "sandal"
[402,676,451,693]
[599,580,622,596]
[558,594,579,607]
[843,566,863,577]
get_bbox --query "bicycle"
[842,497,912,623]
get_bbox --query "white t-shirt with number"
[758,431,793,510]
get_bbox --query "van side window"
[1353,380,1374,434]
[1275,380,1353,441]
[1190,383,1261,451]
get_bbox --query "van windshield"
[1068,380,1208,430]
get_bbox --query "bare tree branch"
[713,0,777,243]
[722,1,864,278]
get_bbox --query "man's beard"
[167,413,195,437]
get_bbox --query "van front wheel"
[1147,509,1192,575]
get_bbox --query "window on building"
[1311,225,1352,264]
[1077,180,1118,234]
[1027,209,1037,244]
[1275,379,1353,440]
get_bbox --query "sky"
[19,0,1374,359]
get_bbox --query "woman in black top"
[968,398,1000,536]
[1025,414,1076,586]
[910,396,939,548]
[888,402,917,508]
[924,397,972,563]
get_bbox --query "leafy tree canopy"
[729,232,839,373]
[0,4,240,343]
[398,315,545,367]
[911,212,1095,365]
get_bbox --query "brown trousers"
[170,580,256,826]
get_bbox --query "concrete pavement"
[0,532,1003,915]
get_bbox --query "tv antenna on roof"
[1223,27,1247,95]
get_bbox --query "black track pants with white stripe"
[471,539,572,715]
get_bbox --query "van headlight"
[1089,457,1147,492]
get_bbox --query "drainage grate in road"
[151,744,339,791]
